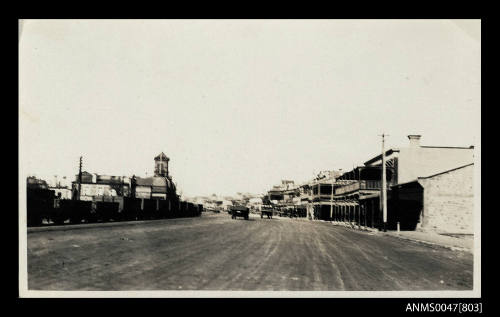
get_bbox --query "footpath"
[381,230,474,253]
[252,215,474,253]
[326,220,474,253]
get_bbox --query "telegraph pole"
[330,171,334,222]
[380,134,388,232]
[77,156,82,201]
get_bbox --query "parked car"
[261,205,273,219]
[230,205,249,220]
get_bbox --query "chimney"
[408,135,422,148]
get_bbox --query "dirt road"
[27,213,473,291]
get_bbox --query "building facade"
[130,152,177,201]
[72,172,130,201]
[266,180,301,216]
[392,163,474,233]
[331,135,474,231]
[134,176,173,200]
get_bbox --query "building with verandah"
[331,135,474,231]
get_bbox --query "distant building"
[26,176,49,190]
[308,170,343,220]
[49,187,72,199]
[221,200,233,211]
[267,180,299,205]
[248,197,263,211]
[281,180,295,189]
[69,153,178,201]
[296,183,313,219]
[134,176,173,200]
[131,153,177,200]
[266,180,309,217]
[72,172,129,201]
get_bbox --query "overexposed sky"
[19,19,481,197]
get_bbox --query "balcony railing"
[335,180,394,195]
[335,182,360,195]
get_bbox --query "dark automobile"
[261,205,273,219]
[230,205,249,220]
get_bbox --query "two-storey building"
[332,135,474,231]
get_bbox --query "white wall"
[420,164,474,234]
[397,147,473,184]
[80,183,115,197]
[135,186,151,199]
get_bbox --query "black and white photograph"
[18,19,481,298]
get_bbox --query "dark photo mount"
[12,5,489,315]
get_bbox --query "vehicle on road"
[230,205,249,220]
[261,205,273,219]
[279,206,298,218]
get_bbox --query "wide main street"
[27,212,473,291]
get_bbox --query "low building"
[133,176,172,199]
[124,153,177,200]
[391,163,474,234]
[66,152,178,206]
[72,172,130,201]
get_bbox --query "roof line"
[420,146,474,149]
[364,149,400,165]
[417,163,474,180]
[391,179,420,188]
[391,163,474,188]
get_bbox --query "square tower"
[154,152,170,177]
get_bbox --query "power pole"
[330,172,334,222]
[380,133,389,232]
[77,156,82,201]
